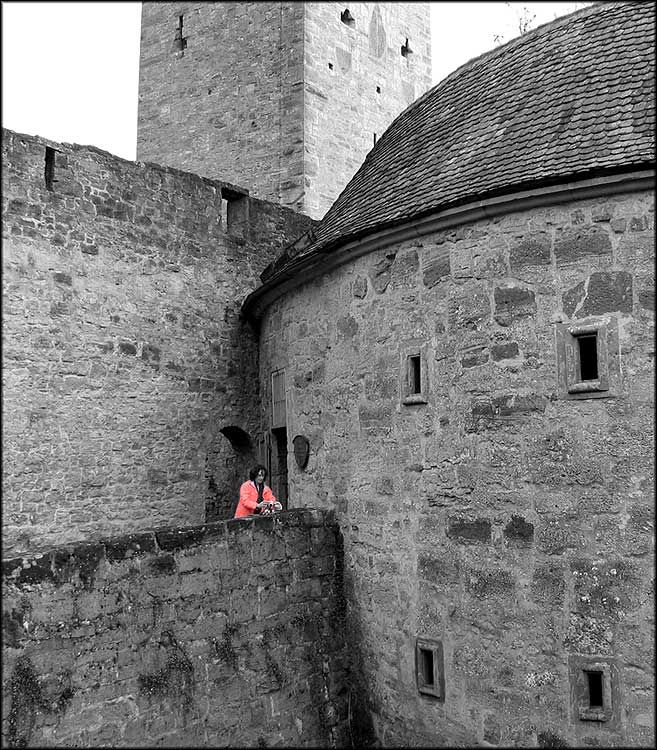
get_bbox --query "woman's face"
[255,470,265,483]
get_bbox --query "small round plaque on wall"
[292,435,310,470]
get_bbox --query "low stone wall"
[1,509,348,748]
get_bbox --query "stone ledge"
[2,508,334,586]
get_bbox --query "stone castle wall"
[137,2,432,219]
[2,128,315,558]
[257,190,655,746]
[1,509,349,747]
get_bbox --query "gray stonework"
[257,191,655,747]
[1,509,349,747]
[2,128,315,557]
[2,2,654,746]
[137,2,432,219]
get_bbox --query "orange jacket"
[234,480,277,518]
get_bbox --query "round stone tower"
[243,2,655,745]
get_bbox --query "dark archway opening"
[204,425,254,521]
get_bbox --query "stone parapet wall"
[2,128,315,557]
[257,189,655,746]
[1,509,348,748]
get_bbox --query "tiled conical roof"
[271,1,654,275]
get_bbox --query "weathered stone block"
[417,553,460,585]
[563,271,634,317]
[591,203,613,223]
[492,393,546,415]
[571,209,586,224]
[352,276,367,298]
[554,224,612,263]
[253,535,286,565]
[638,287,654,311]
[449,240,473,278]
[103,533,157,562]
[460,347,489,368]
[336,315,359,340]
[448,284,490,328]
[503,515,534,545]
[294,369,312,389]
[358,402,393,432]
[391,248,419,287]
[493,284,536,326]
[509,232,551,268]
[490,342,519,360]
[375,476,394,495]
[483,713,502,744]
[470,396,494,418]
[446,516,491,543]
[629,215,649,231]
[141,344,161,363]
[537,516,585,555]
[422,250,450,288]
[364,371,397,400]
[52,272,73,286]
[145,552,176,574]
[369,253,396,293]
[473,240,507,278]
[531,564,565,606]
[118,341,137,356]
[466,568,515,598]
[3,554,52,585]
[537,730,568,748]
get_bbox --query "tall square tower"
[137,2,432,219]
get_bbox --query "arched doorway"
[204,425,254,521]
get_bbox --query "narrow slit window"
[578,334,598,381]
[557,320,611,399]
[220,197,229,228]
[401,38,413,57]
[419,648,434,687]
[373,132,378,146]
[586,671,604,709]
[340,8,355,27]
[409,355,421,394]
[174,14,187,53]
[569,656,615,723]
[416,638,443,699]
[221,186,249,237]
[44,147,56,191]
[402,346,429,405]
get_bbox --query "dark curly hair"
[249,464,268,481]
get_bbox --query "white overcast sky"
[2,2,588,161]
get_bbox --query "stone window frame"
[568,655,619,726]
[221,186,249,237]
[555,316,616,400]
[401,343,430,405]
[415,637,444,700]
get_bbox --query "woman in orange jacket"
[234,464,282,518]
